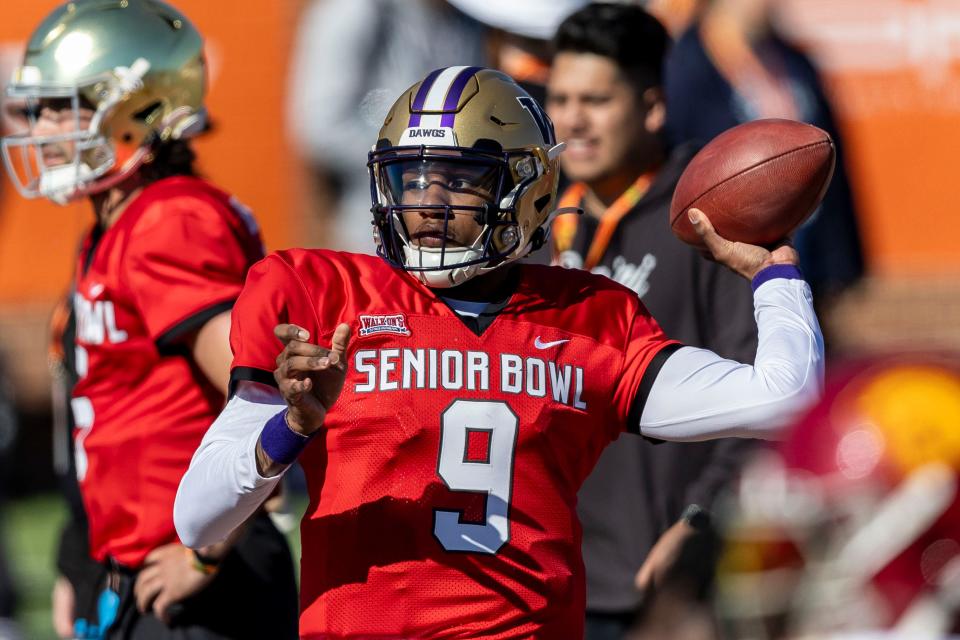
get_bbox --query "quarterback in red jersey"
[3,1,297,638]
[176,67,824,638]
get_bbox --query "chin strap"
[536,205,583,251]
[550,206,584,217]
[81,146,152,195]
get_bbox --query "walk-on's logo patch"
[358,314,411,338]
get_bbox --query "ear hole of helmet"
[529,227,547,251]
[133,101,162,124]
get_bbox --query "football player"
[1,1,298,638]
[714,357,960,639]
[175,67,824,638]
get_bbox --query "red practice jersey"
[73,176,264,567]
[230,250,678,639]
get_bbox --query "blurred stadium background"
[1,0,959,637]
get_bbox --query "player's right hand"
[51,576,75,639]
[689,208,800,280]
[273,322,351,435]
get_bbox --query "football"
[670,119,836,248]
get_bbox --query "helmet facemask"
[369,144,546,288]
[2,59,156,205]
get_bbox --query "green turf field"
[4,493,64,640]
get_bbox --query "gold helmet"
[368,66,564,288]
[2,0,206,204]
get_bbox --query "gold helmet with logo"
[2,0,206,204]
[368,67,564,288]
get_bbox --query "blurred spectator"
[446,0,589,103]
[287,0,488,253]
[645,0,701,37]
[715,355,960,639]
[539,5,757,639]
[664,0,865,306]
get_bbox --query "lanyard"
[551,172,656,270]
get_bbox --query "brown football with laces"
[670,119,835,248]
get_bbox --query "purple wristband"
[752,264,804,292]
[260,410,314,465]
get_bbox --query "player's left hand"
[634,519,696,594]
[133,543,214,624]
[689,208,799,280]
[273,322,352,435]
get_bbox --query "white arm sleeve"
[174,381,290,548]
[639,276,824,441]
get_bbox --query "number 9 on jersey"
[434,400,519,554]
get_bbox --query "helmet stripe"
[439,66,483,127]
[408,67,445,127]
[408,66,475,129]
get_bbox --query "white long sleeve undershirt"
[639,275,824,440]
[174,276,823,548]
[174,383,287,548]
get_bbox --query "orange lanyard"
[551,173,655,270]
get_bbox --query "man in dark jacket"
[663,0,863,302]
[537,4,758,638]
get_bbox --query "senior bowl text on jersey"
[353,344,588,410]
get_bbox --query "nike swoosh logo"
[534,337,570,350]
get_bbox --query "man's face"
[546,52,663,185]
[395,159,499,249]
[23,97,95,167]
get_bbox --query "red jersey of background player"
[72,176,263,567]
[229,249,678,638]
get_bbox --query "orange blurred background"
[774,0,960,353]
[778,0,960,276]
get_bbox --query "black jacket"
[528,143,758,612]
